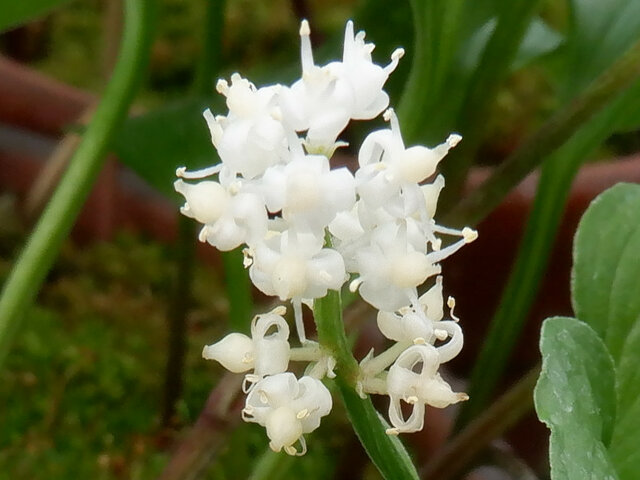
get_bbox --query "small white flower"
[249,230,346,302]
[174,178,268,251]
[202,307,290,386]
[280,20,403,153]
[242,373,332,455]
[352,224,440,312]
[205,74,288,179]
[376,277,444,343]
[260,152,355,233]
[357,109,460,211]
[386,344,468,434]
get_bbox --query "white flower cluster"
[176,20,476,454]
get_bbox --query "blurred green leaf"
[572,183,640,361]
[534,317,618,480]
[560,0,640,99]
[0,0,73,32]
[112,96,221,199]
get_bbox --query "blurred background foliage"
[2,0,640,478]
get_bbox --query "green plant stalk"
[247,450,294,480]
[193,0,226,96]
[422,366,539,480]
[444,36,640,228]
[161,216,196,427]
[439,0,542,210]
[194,0,252,333]
[455,75,640,428]
[0,0,154,369]
[398,0,463,144]
[221,249,253,333]
[314,288,419,480]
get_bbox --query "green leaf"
[572,183,640,361]
[0,0,73,33]
[112,96,221,199]
[610,320,640,479]
[561,0,640,100]
[534,317,618,480]
[336,378,419,480]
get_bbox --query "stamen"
[293,299,307,343]
[448,296,459,322]
[384,47,405,74]
[176,163,223,179]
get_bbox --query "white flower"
[357,109,460,211]
[351,223,439,312]
[280,20,403,153]
[242,373,332,455]
[174,178,268,251]
[204,74,288,180]
[260,151,355,233]
[202,307,290,387]
[376,277,444,343]
[249,230,346,302]
[386,344,468,434]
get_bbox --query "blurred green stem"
[454,39,640,427]
[444,36,640,228]
[0,0,155,369]
[398,0,463,144]
[162,216,196,427]
[439,0,541,210]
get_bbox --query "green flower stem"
[0,0,154,370]
[314,288,419,480]
[443,36,640,229]
[439,0,542,210]
[455,68,640,428]
[289,343,322,362]
[421,366,539,480]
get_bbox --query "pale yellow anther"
[406,395,419,405]
[270,305,288,316]
[434,329,448,341]
[413,337,426,345]
[299,19,310,36]
[284,445,298,455]
[462,227,478,243]
[296,409,309,419]
[349,277,363,293]
[216,79,229,95]
[386,427,400,436]
[259,391,269,404]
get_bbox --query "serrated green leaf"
[572,183,640,361]
[112,96,222,199]
[534,317,618,480]
[0,0,73,33]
